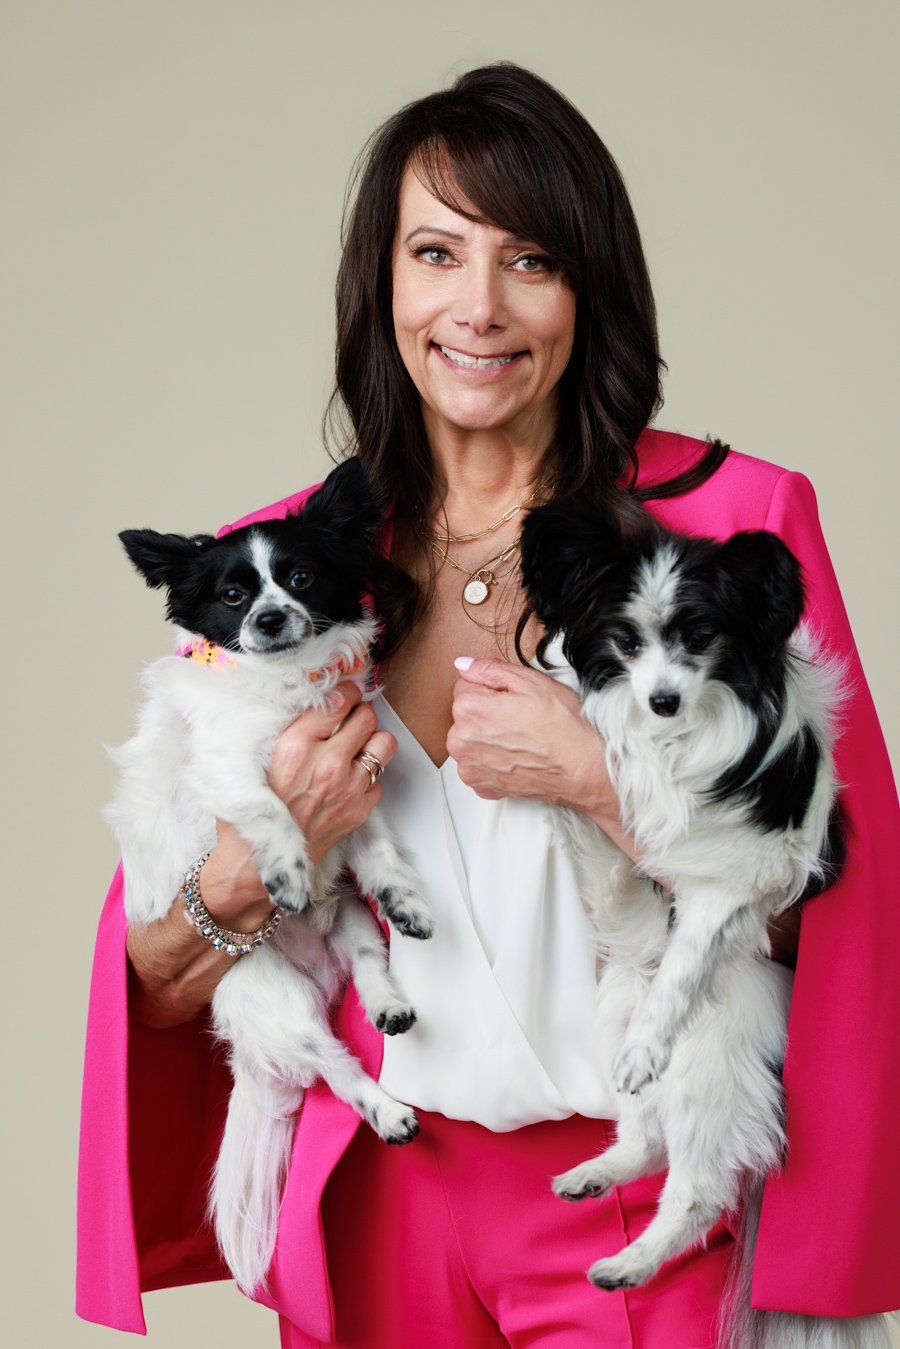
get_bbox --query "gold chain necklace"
[430,535,522,606]
[428,487,541,545]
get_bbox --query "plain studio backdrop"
[1,2,897,1345]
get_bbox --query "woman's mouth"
[434,343,525,370]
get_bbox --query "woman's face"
[391,168,577,446]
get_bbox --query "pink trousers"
[278,1111,734,1348]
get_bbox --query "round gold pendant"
[463,578,490,605]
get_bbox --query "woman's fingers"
[265,686,399,864]
[351,730,398,787]
[453,655,523,693]
[448,656,617,816]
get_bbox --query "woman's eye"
[221,587,245,607]
[289,570,313,590]
[513,254,552,274]
[416,246,451,265]
[614,633,641,656]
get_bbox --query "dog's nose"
[650,692,681,717]
[255,609,287,636]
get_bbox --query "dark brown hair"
[327,63,726,650]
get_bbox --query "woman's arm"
[126,681,398,1028]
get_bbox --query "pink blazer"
[77,431,900,1338]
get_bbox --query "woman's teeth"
[438,345,517,369]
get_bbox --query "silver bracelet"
[180,852,284,957]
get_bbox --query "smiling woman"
[391,169,577,444]
[78,62,900,1349]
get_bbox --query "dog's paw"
[587,1245,658,1291]
[372,1101,420,1146]
[612,1036,669,1095]
[374,1004,417,1036]
[376,887,434,941]
[552,1160,614,1203]
[261,861,310,913]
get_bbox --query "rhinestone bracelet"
[180,852,284,957]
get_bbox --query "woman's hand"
[448,657,624,834]
[447,657,800,966]
[127,680,397,1028]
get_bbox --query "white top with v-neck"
[374,653,619,1131]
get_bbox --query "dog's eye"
[221,587,245,607]
[683,630,714,654]
[614,633,642,657]
[289,570,313,591]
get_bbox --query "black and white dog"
[106,459,432,1294]
[519,503,890,1349]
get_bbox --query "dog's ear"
[299,458,380,539]
[520,501,624,637]
[716,530,806,647]
[119,529,215,590]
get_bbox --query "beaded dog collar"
[175,637,365,683]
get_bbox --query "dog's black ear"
[716,530,806,647]
[520,501,624,637]
[299,458,380,538]
[119,529,215,590]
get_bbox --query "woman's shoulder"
[216,482,325,537]
[636,427,810,540]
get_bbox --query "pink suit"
[77,431,900,1339]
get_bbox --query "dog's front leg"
[327,891,418,1035]
[613,883,766,1094]
[184,755,312,913]
[341,807,434,940]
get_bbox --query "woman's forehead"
[395,166,534,248]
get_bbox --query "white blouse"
[374,650,620,1131]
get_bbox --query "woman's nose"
[451,261,507,335]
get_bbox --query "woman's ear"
[520,500,623,637]
[119,529,215,590]
[716,530,806,648]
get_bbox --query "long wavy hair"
[327,63,726,653]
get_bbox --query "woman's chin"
[422,388,544,440]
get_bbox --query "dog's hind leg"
[211,940,419,1291]
[586,1125,727,1291]
[327,891,418,1036]
[342,808,434,940]
[553,1093,665,1203]
[589,959,790,1292]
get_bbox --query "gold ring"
[356,750,385,787]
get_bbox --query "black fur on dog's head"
[520,497,806,718]
[119,458,381,655]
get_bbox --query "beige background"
[2,1,898,1345]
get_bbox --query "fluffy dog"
[106,458,432,1294]
[519,503,891,1349]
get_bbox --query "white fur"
[107,611,433,1293]
[549,623,885,1346]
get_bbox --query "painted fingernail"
[352,679,367,693]
[454,657,474,671]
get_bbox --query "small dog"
[520,502,856,1334]
[106,458,433,1294]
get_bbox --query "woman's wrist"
[197,830,276,934]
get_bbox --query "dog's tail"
[718,1181,896,1349]
[209,1065,304,1294]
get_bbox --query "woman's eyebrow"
[403,226,467,244]
[403,225,533,246]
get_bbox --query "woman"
[78,65,900,1347]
